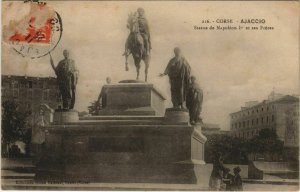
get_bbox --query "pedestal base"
[164,108,189,123]
[53,110,79,123]
[97,82,166,116]
[36,115,207,184]
[36,82,207,185]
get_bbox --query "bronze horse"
[123,12,150,82]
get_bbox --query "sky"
[2,1,299,130]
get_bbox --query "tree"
[204,134,248,164]
[1,100,29,157]
[248,128,284,156]
[204,129,284,163]
[87,100,100,115]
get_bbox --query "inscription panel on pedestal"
[88,137,145,152]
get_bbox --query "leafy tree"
[1,100,29,157]
[248,128,284,155]
[204,134,248,164]
[87,100,100,115]
[204,129,284,164]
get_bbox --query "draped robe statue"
[186,76,203,124]
[50,50,79,110]
[161,48,191,108]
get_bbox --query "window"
[4,82,11,88]
[272,115,275,122]
[12,81,19,88]
[261,117,264,124]
[262,107,264,111]
[28,81,33,88]
[257,109,259,113]
[256,118,259,124]
[13,90,18,98]
[26,103,33,114]
[43,90,48,101]
[247,120,249,127]
[239,122,241,128]
[27,90,33,99]
[1,88,6,97]
[266,116,269,123]
[267,106,269,111]
[252,119,254,126]
[38,81,43,88]
[56,91,62,102]
[43,81,47,89]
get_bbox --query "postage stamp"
[3,1,63,59]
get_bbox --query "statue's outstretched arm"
[49,53,56,73]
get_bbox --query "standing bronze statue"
[123,7,151,82]
[160,47,191,109]
[50,50,79,110]
[186,76,203,125]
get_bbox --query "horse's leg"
[144,55,150,82]
[125,54,129,71]
[134,56,141,80]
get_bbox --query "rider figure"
[124,8,151,56]
[137,8,151,55]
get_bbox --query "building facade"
[2,75,62,125]
[284,102,299,147]
[230,92,299,147]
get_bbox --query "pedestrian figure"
[209,152,226,191]
[222,167,234,191]
[232,166,243,191]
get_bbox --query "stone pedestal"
[53,110,79,124]
[164,108,190,123]
[98,82,166,116]
[36,82,207,184]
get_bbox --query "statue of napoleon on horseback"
[123,8,151,82]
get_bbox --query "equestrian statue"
[123,8,151,82]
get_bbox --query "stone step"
[68,120,164,125]
[51,119,189,126]
[80,115,164,121]
[2,181,208,190]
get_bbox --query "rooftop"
[230,93,299,115]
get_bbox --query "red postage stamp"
[3,1,63,59]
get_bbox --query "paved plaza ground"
[1,158,299,191]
